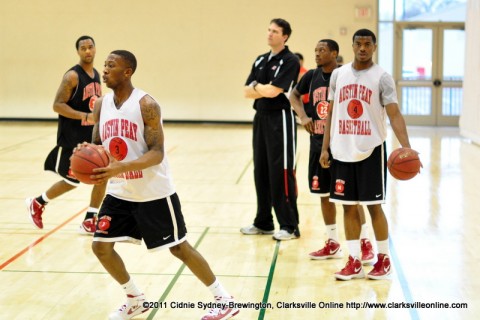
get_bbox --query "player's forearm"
[321,106,333,152]
[255,83,283,98]
[122,149,164,172]
[386,103,411,148]
[53,102,89,120]
[390,116,411,148]
[244,85,262,99]
[289,89,309,120]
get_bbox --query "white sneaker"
[108,293,149,320]
[201,296,239,320]
[272,229,298,241]
[240,224,274,235]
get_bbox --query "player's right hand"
[320,150,331,168]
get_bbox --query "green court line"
[258,240,281,320]
[235,158,253,184]
[146,227,210,320]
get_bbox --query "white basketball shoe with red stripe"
[108,293,149,320]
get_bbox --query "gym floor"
[0,122,477,319]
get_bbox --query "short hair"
[270,18,292,42]
[352,29,377,44]
[294,52,304,61]
[111,50,137,74]
[319,39,340,54]
[75,35,95,50]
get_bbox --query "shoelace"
[341,257,354,272]
[206,307,221,316]
[362,241,372,251]
[318,240,332,253]
[117,303,128,312]
[206,299,224,316]
[117,296,142,312]
[33,200,45,213]
[371,256,385,272]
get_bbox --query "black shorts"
[44,145,79,185]
[93,193,188,251]
[308,149,331,197]
[329,143,387,205]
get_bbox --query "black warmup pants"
[252,108,299,233]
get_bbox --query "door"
[394,22,465,126]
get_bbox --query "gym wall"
[0,0,376,122]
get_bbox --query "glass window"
[378,22,394,75]
[442,88,462,116]
[379,0,395,21]
[443,29,465,81]
[401,87,432,115]
[402,29,432,80]
[393,0,466,22]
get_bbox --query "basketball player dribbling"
[25,35,104,234]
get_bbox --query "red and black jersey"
[56,64,101,148]
[295,67,333,152]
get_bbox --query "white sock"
[377,239,389,255]
[121,278,142,296]
[360,223,369,239]
[346,240,361,259]
[326,224,339,242]
[208,278,230,299]
[42,192,51,203]
[87,207,99,213]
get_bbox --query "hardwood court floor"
[0,122,478,320]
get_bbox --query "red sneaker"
[367,254,392,280]
[79,217,96,235]
[201,296,239,320]
[25,197,45,229]
[309,239,343,260]
[361,238,375,265]
[335,256,364,280]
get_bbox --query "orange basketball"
[70,144,110,184]
[387,147,422,181]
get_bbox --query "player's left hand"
[299,116,314,134]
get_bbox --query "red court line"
[0,207,86,270]
[1,146,176,271]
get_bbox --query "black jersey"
[245,46,300,111]
[296,68,332,152]
[56,64,101,148]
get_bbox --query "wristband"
[84,113,88,122]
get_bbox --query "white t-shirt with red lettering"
[328,62,397,162]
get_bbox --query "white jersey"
[99,88,175,201]
[328,62,397,162]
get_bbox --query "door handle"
[433,79,442,87]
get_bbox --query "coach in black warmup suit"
[241,18,300,241]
